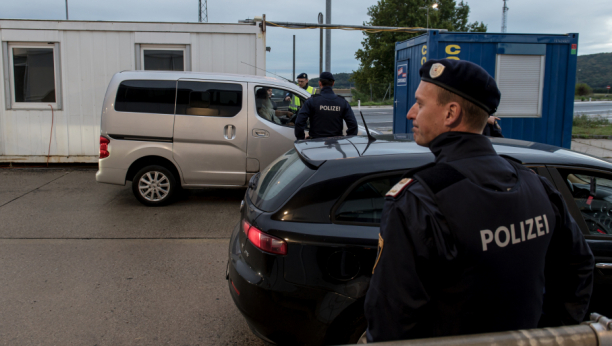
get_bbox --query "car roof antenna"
[359,111,377,142]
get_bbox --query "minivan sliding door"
[172,80,247,186]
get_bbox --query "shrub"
[575,83,593,96]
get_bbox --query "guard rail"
[358,313,612,346]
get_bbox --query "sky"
[3,0,611,80]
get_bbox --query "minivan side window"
[115,80,176,114]
[334,174,403,225]
[254,86,305,127]
[176,81,242,117]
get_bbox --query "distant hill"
[577,53,612,89]
[309,72,354,89]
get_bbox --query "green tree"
[352,0,487,100]
[575,83,593,96]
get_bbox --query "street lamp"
[420,3,439,29]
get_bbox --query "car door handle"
[596,263,612,269]
[224,125,236,140]
[252,129,269,138]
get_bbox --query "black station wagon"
[227,134,612,345]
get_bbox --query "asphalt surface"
[0,168,262,346]
[358,102,612,132]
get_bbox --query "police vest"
[411,160,556,336]
[290,86,316,110]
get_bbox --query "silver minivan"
[96,71,370,206]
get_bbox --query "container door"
[172,79,247,185]
[394,59,410,133]
[246,83,305,173]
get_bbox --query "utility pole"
[325,0,331,72]
[318,13,324,76]
[501,0,508,33]
[65,0,69,20]
[198,0,208,23]
[293,35,296,81]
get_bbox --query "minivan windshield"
[249,149,315,212]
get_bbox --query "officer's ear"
[444,101,463,129]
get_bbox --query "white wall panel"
[194,33,257,75]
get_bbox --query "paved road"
[0,168,262,346]
[358,102,612,132]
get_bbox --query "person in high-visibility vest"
[286,73,317,112]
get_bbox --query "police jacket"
[364,132,594,342]
[294,86,358,140]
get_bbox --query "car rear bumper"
[95,165,127,185]
[227,222,356,346]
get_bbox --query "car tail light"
[242,220,287,255]
[100,136,110,158]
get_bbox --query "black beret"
[297,73,308,79]
[319,72,335,81]
[419,59,501,115]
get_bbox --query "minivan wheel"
[132,165,177,206]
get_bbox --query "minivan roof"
[116,70,294,86]
[294,134,612,171]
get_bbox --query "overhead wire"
[265,21,427,34]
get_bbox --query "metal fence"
[359,313,612,346]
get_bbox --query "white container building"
[0,19,266,163]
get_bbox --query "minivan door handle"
[224,125,236,140]
[596,263,612,269]
[252,129,270,138]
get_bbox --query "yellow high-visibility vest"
[290,86,316,110]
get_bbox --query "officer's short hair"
[435,85,489,131]
[319,79,334,87]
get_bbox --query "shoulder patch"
[386,178,414,198]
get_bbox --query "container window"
[176,81,242,117]
[254,86,304,127]
[143,49,184,71]
[114,80,177,114]
[334,174,403,225]
[4,42,62,110]
[495,54,545,117]
[248,149,315,212]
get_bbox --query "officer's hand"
[284,96,291,102]
[487,116,500,125]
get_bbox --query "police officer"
[484,115,503,137]
[286,72,317,112]
[294,72,358,140]
[364,59,594,342]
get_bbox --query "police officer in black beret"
[294,72,358,140]
[364,59,594,342]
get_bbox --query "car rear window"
[334,174,403,225]
[249,149,315,212]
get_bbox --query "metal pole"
[198,0,201,22]
[325,0,331,72]
[427,7,429,29]
[318,13,324,76]
[65,0,69,20]
[292,35,296,82]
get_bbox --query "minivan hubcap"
[139,171,170,201]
